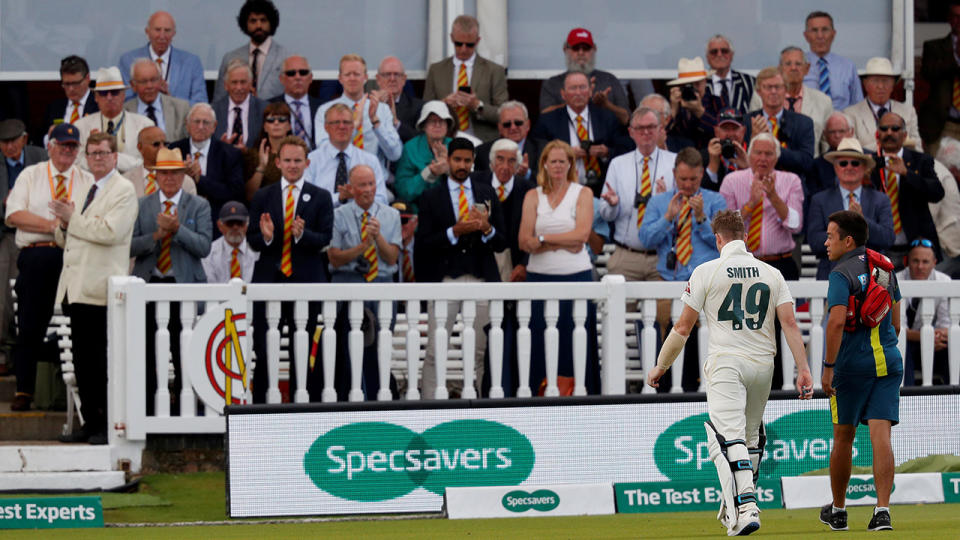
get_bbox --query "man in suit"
[415,137,506,399]
[531,71,631,195]
[41,56,98,145]
[372,56,423,144]
[213,60,266,150]
[117,11,207,105]
[869,112,945,265]
[124,59,189,142]
[214,0,287,102]
[702,107,748,191]
[127,126,196,198]
[745,67,815,180]
[130,147,212,415]
[844,57,922,153]
[171,103,245,233]
[0,120,46,377]
[539,27,630,126]
[666,57,725,150]
[51,132,137,443]
[473,101,544,181]
[422,15,508,143]
[802,11,864,110]
[807,138,894,279]
[268,55,321,148]
[704,35,755,117]
[248,136,333,403]
[933,138,960,278]
[74,67,155,175]
[919,1,960,156]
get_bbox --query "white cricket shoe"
[728,508,761,536]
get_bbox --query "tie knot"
[338,151,346,160]
[56,174,65,181]
[163,201,173,211]
[72,101,80,107]
[234,106,241,113]
[576,115,583,123]
[362,211,369,220]
[232,247,239,256]
[643,156,650,164]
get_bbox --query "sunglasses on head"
[837,159,863,168]
[96,89,123,97]
[878,125,902,132]
[708,47,731,55]
[265,116,290,123]
[453,41,476,48]
[283,69,310,77]
[910,238,933,248]
[501,120,524,128]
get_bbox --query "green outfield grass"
[5,473,958,539]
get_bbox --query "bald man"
[118,10,208,104]
[267,55,322,147]
[373,56,424,143]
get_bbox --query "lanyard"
[46,162,75,201]
[633,149,661,200]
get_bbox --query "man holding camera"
[666,57,724,150]
[701,107,748,191]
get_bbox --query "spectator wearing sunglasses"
[74,67,155,174]
[127,126,196,198]
[243,102,292,200]
[843,57,922,153]
[703,35,755,118]
[472,101,544,179]
[539,28,630,126]
[807,138,894,280]
[869,112,944,267]
[422,14,508,143]
[896,237,951,386]
[268,55,321,149]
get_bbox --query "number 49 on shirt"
[718,283,771,330]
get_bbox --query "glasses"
[283,69,310,77]
[453,41,476,48]
[378,71,404,79]
[325,120,352,126]
[55,142,79,151]
[96,89,123,97]
[501,120,524,128]
[86,151,113,159]
[836,160,863,168]
[878,125,903,132]
[265,116,290,123]
[61,79,87,88]
[760,83,785,91]
[630,123,659,132]
[708,48,731,55]
[569,44,592,52]
[148,141,168,148]
[910,238,934,248]
[134,77,161,85]
[189,119,215,126]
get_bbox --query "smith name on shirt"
[727,266,760,279]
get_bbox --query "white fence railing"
[104,276,960,468]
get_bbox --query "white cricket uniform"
[681,239,793,446]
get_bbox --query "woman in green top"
[394,100,454,208]
[244,102,292,201]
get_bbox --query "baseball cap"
[219,201,250,223]
[50,123,80,144]
[717,107,743,127]
[566,28,594,48]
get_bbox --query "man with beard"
[214,0,288,102]
[540,28,630,126]
[202,201,258,283]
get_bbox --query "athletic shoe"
[867,509,892,531]
[728,508,760,536]
[819,503,848,531]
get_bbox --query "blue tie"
[817,57,831,97]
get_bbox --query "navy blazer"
[170,137,245,234]
[118,45,208,105]
[745,110,815,179]
[247,181,333,283]
[469,170,535,269]
[394,92,425,144]
[267,94,323,148]
[212,95,267,149]
[806,187,895,280]
[41,97,98,145]
[414,178,507,283]
[704,70,756,117]
[868,148,945,255]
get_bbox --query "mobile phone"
[458,85,472,93]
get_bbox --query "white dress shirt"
[201,236,258,283]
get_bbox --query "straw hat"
[151,147,187,170]
[823,138,875,173]
[667,57,710,86]
[93,66,127,91]
[860,57,899,79]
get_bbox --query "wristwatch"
[538,234,545,244]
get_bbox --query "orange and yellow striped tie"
[156,58,164,77]
[69,101,80,124]
[496,184,506,202]
[230,248,242,279]
[280,184,295,277]
[885,171,902,234]
[456,63,470,131]
[747,200,763,253]
[145,171,158,195]
[361,211,378,281]
[636,156,652,228]
[457,185,468,221]
[352,102,364,149]
[953,77,960,111]
[402,247,415,282]
[54,174,66,200]
[576,115,601,177]
[769,117,787,148]
[157,201,174,274]
[676,199,692,266]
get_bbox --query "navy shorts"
[830,372,901,426]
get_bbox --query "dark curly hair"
[237,0,279,37]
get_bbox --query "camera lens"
[721,139,737,160]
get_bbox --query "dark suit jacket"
[868,148,945,255]
[807,187,894,280]
[170,137,245,234]
[919,34,959,144]
[0,145,47,233]
[41,97,98,145]
[745,109,815,178]
[469,170,535,269]
[530,104,632,193]
[473,136,546,175]
[130,191,213,283]
[395,92,424,144]
[212,95,267,149]
[267,94,323,147]
[703,70,756,117]
[414,177,507,283]
[247,181,333,283]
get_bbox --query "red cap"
[566,28,594,48]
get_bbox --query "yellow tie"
[360,211,378,282]
[848,191,856,209]
[281,185,295,277]
[69,101,80,124]
[456,63,470,131]
[747,200,763,253]
[157,201,174,274]
[145,171,158,195]
[636,156,651,228]
[769,116,787,148]
[884,170,902,234]
[953,77,960,111]
[402,246,415,282]
[496,184,506,202]
[230,247,242,279]
[457,185,468,221]
[156,57,164,77]
[576,115,601,177]
[54,174,66,201]
[676,198,692,266]
[352,101,364,149]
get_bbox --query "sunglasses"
[265,116,290,123]
[837,160,863,168]
[878,125,903,132]
[283,69,310,77]
[569,44,593,52]
[96,89,123,97]
[453,41,476,48]
[708,47,731,55]
[501,120,524,128]
[223,220,247,228]
[910,238,933,248]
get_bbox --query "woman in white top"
[518,140,599,394]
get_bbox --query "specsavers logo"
[303,420,534,501]
[501,489,560,512]
[654,411,872,480]
[847,477,895,500]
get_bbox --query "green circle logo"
[501,489,560,512]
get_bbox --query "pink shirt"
[719,169,804,256]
